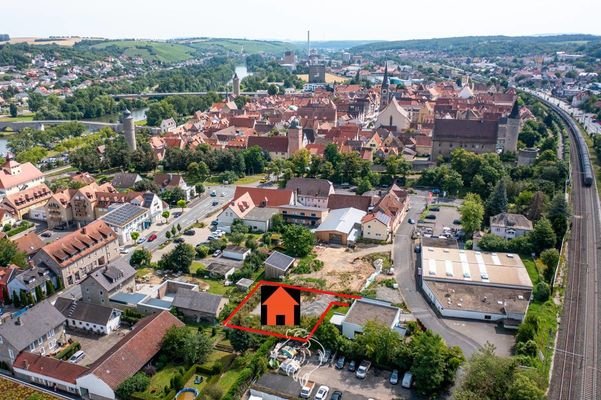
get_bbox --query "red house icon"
[261,286,300,326]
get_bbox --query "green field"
[0,115,34,122]
[89,40,196,63]
[184,38,295,54]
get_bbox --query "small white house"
[490,213,533,240]
[341,298,401,339]
[100,203,151,245]
[54,298,122,335]
[222,246,251,261]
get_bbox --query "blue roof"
[143,298,172,310]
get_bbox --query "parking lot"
[67,327,131,366]
[418,204,461,237]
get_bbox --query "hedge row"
[56,342,81,360]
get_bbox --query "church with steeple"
[379,62,390,111]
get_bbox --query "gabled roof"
[316,207,367,234]
[232,187,294,207]
[0,301,66,352]
[0,265,17,285]
[153,173,186,189]
[490,213,533,231]
[247,135,288,153]
[14,352,88,384]
[111,173,142,189]
[81,260,135,292]
[433,119,499,143]
[172,288,226,315]
[265,251,295,272]
[54,298,117,326]
[0,162,44,190]
[13,266,53,290]
[13,232,45,256]
[285,178,333,197]
[2,184,52,211]
[327,194,374,212]
[85,311,184,390]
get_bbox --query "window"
[8,349,14,360]
[484,315,492,320]
[0,336,3,344]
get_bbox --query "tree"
[459,195,484,237]
[130,231,140,242]
[130,248,152,269]
[177,223,182,232]
[161,210,170,223]
[177,199,186,213]
[356,177,373,195]
[204,384,224,400]
[2,286,11,305]
[0,238,27,268]
[229,232,245,245]
[531,217,556,254]
[171,226,177,235]
[267,84,279,96]
[533,281,550,302]
[507,374,545,400]
[282,224,315,257]
[229,328,255,353]
[541,248,560,283]
[245,237,258,250]
[187,161,209,182]
[9,103,17,118]
[161,326,213,365]
[166,231,172,239]
[289,149,311,176]
[146,100,177,127]
[34,286,43,303]
[548,194,569,242]
[486,179,508,217]
[440,169,463,195]
[527,191,546,221]
[45,280,55,296]
[158,243,195,273]
[270,213,285,233]
[116,373,150,399]
[12,291,20,308]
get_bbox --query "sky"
[3,0,601,42]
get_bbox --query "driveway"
[393,193,481,356]
[67,327,131,366]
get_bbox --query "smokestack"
[307,30,310,61]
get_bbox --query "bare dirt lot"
[308,245,392,292]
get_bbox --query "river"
[230,65,252,83]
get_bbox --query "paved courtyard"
[68,327,131,366]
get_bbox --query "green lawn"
[201,279,230,295]
[135,267,154,279]
[235,174,264,185]
[216,369,242,392]
[146,364,182,394]
[522,257,541,285]
[135,120,147,126]
[0,115,34,122]
[527,300,559,380]
[190,261,206,275]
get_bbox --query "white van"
[68,350,85,364]
[401,371,413,389]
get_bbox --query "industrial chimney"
[123,109,136,152]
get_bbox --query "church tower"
[380,63,390,111]
[232,72,240,97]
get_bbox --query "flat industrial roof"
[110,292,146,305]
[344,298,399,327]
[424,280,532,315]
[421,246,533,289]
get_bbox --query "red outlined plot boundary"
[222,280,361,343]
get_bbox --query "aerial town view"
[0,1,600,400]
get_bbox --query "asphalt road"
[392,191,480,356]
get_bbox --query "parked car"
[41,231,52,237]
[173,212,182,218]
[212,201,219,206]
[401,372,413,388]
[330,391,343,400]
[299,381,315,398]
[414,244,422,253]
[54,225,65,231]
[453,219,461,225]
[220,192,225,197]
[174,237,185,244]
[148,233,158,242]
[210,190,217,197]
[319,349,331,364]
[119,248,129,254]
[314,386,329,400]
[184,229,196,236]
[389,369,399,385]
[425,214,436,220]
[430,206,440,211]
[335,355,345,369]
[348,360,356,372]
[194,375,203,385]
[213,249,222,257]
[408,218,415,224]
[355,360,371,379]
[211,220,219,226]
[207,236,216,241]
[68,350,85,364]
[136,238,146,244]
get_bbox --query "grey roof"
[206,262,236,276]
[172,288,224,315]
[109,292,146,305]
[285,178,333,197]
[54,298,117,325]
[13,266,54,290]
[265,251,295,272]
[142,192,157,209]
[0,301,66,352]
[490,213,533,231]
[344,298,400,327]
[223,245,250,254]
[82,260,135,292]
[236,278,254,288]
[100,203,148,228]
[111,173,141,189]
[315,207,367,234]
[245,206,279,221]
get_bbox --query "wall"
[77,373,116,400]
[15,367,80,394]
[362,219,389,241]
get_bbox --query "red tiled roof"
[247,136,288,153]
[14,352,89,384]
[86,311,184,390]
[13,232,45,256]
[233,186,294,207]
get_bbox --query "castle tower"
[380,62,390,111]
[232,72,240,97]
[122,109,136,152]
[505,101,521,153]
[287,119,305,156]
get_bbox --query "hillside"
[351,34,601,57]
[180,38,295,54]
[85,40,197,63]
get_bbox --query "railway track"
[542,96,601,400]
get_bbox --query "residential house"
[242,206,279,232]
[315,207,366,246]
[217,187,294,230]
[0,301,67,366]
[0,209,17,227]
[76,311,184,400]
[247,136,289,159]
[221,246,251,261]
[264,251,295,279]
[13,232,45,260]
[278,204,328,227]
[362,190,408,241]
[80,260,136,306]
[490,213,533,239]
[7,266,56,304]
[375,97,411,131]
[285,178,334,208]
[172,288,228,323]
[54,298,121,335]
[340,298,401,339]
[0,266,17,303]
[1,183,52,220]
[153,173,195,201]
[13,352,87,395]
[110,173,143,190]
[32,220,119,288]
[0,157,45,198]
[159,118,177,133]
[361,212,392,242]
[141,192,166,223]
[100,203,151,245]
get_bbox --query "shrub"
[204,384,224,400]
[196,245,209,258]
[533,281,550,302]
[116,373,150,399]
[56,342,81,360]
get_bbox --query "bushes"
[533,281,550,302]
[56,342,81,360]
[294,255,323,274]
[116,373,150,399]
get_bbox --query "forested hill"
[351,34,601,57]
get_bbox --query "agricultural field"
[88,40,196,63]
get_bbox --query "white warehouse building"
[419,246,533,328]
